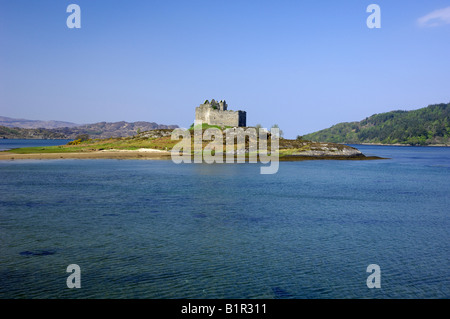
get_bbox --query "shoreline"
[0,150,173,161]
[348,143,449,147]
[0,150,386,161]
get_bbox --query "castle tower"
[219,100,228,111]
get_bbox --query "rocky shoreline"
[0,148,385,161]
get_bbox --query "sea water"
[0,141,448,298]
[0,139,72,152]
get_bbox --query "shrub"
[68,139,82,145]
[75,134,90,142]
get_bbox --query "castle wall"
[195,104,246,127]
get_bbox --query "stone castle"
[194,99,246,127]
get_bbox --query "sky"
[0,0,449,138]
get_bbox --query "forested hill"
[303,103,450,146]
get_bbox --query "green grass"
[4,136,180,154]
[5,145,86,154]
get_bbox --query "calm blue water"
[0,139,72,151]
[0,141,449,299]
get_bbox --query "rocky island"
[0,127,382,161]
[0,99,384,161]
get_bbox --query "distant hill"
[0,117,179,139]
[0,116,79,129]
[302,103,450,146]
[51,121,179,139]
[0,126,68,139]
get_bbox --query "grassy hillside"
[303,103,450,146]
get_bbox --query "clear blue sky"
[1,0,449,137]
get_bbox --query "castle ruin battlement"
[194,99,246,127]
